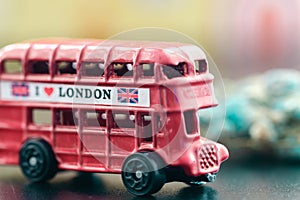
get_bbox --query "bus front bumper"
[174,139,229,178]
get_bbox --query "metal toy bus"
[0,39,229,196]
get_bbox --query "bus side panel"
[164,112,187,162]
[110,135,135,154]
[109,129,136,170]
[0,129,23,165]
[81,130,107,169]
[0,106,24,165]
[54,129,79,168]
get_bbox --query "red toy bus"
[0,39,229,196]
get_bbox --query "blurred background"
[1,0,300,78]
[1,0,300,163]
[1,0,300,199]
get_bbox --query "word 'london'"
[57,87,111,100]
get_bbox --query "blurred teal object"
[225,96,256,134]
[199,69,300,159]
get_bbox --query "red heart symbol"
[44,87,54,96]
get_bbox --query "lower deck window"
[55,109,77,126]
[112,112,135,129]
[139,113,153,142]
[31,108,52,125]
[83,110,106,127]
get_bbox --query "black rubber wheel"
[19,139,58,183]
[121,152,166,196]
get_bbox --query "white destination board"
[0,81,150,107]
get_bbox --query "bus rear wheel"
[19,139,58,183]
[121,152,165,196]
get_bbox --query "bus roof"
[0,39,207,66]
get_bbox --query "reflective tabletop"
[0,150,299,200]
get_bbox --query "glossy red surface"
[0,39,228,191]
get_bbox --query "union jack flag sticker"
[12,82,29,97]
[117,88,139,104]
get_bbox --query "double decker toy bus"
[0,39,229,196]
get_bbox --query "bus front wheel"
[19,139,58,182]
[121,152,165,196]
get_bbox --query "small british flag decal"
[12,82,29,97]
[117,88,139,104]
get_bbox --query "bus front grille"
[198,144,218,170]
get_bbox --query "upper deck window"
[56,61,77,75]
[28,60,49,74]
[2,60,22,74]
[139,63,154,77]
[162,62,186,79]
[109,63,133,78]
[195,59,207,74]
[81,62,104,77]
